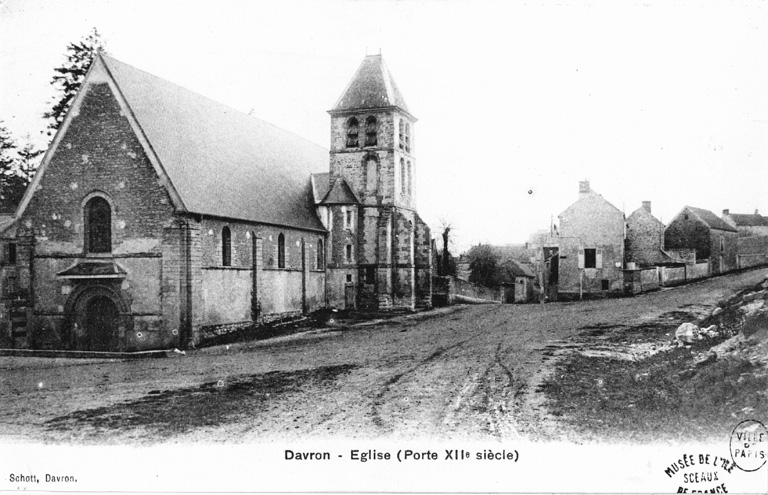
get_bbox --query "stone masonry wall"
[17,81,178,351]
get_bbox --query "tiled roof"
[627,206,664,226]
[101,55,327,231]
[311,173,331,204]
[491,244,532,263]
[499,259,535,283]
[331,54,410,114]
[727,213,768,227]
[685,206,738,232]
[320,178,360,205]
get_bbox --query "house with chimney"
[664,206,738,275]
[625,201,669,267]
[721,209,768,237]
[556,180,625,299]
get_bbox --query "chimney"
[756,209,759,215]
[578,180,590,198]
[642,201,651,213]
[722,209,730,216]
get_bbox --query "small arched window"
[277,233,285,268]
[346,117,359,148]
[222,227,232,266]
[317,238,325,270]
[400,158,406,195]
[405,123,411,153]
[398,120,404,150]
[85,196,111,253]
[365,116,377,146]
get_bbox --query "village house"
[721,209,768,237]
[499,259,536,303]
[3,52,431,352]
[625,201,669,267]
[664,206,738,275]
[556,180,625,299]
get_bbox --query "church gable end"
[21,80,176,255]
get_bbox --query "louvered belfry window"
[86,197,111,253]
[365,116,377,146]
[346,117,359,148]
[405,123,411,153]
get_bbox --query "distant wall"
[737,237,768,269]
[660,266,686,286]
[431,276,501,305]
[688,261,710,280]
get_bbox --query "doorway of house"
[84,295,119,351]
[345,284,356,310]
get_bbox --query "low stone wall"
[624,268,660,295]
[640,268,660,291]
[688,261,710,280]
[660,266,687,286]
[737,237,768,269]
[431,276,501,306]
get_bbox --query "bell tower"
[322,54,430,311]
[328,54,417,209]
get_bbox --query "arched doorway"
[84,295,119,351]
[65,284,129,352]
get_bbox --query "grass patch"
[540,346,768,443]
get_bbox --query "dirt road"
[1,268,765,444]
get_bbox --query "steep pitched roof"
[491,244,532,263]
[99,55,327,231]
[558,189,623,219]
[499,259,535,283]
[311,173,331,204]
[683,206,738,232]
[320,178,360,205]
[727,213,768,227]
[331,54,410,114]
[627,205,664,226]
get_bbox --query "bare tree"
[437,219,456,276]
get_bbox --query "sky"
[1,0,766,252]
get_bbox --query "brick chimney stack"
[723,209,730,216]
[756,209,759,215]
[642,201,651,213]
[578,180,590,198]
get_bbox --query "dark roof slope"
[311,173,330,204]
[331,54,410,114]
[102,55,327,231]
[728,213,768,227]
[491,244,532,263]
[320,178,360,205]
[686,206,738,232]
[499,259,535,283]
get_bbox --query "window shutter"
[578,249,585,269]
[596,249,603,268]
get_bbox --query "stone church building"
[3,52,431,352]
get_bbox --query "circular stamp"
[730,419,768,472]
